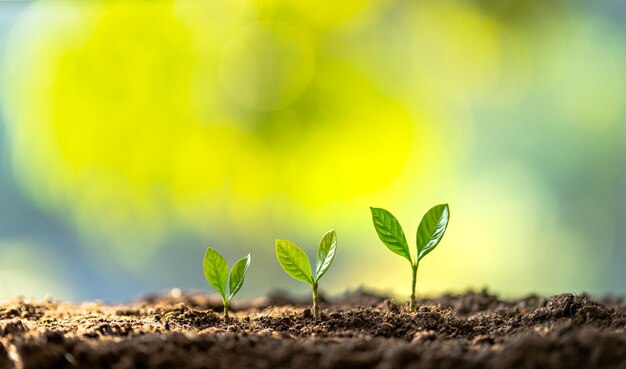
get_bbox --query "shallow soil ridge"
[0,290,624,369]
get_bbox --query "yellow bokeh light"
[0,0,621,300]
[220,21,315,111]
[2,1,418,269]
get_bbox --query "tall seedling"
[370,204,450,312]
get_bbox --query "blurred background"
[0,0,624,302]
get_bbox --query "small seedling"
[370,204,450,312]
[203,247,251,321]
[275,229,337,319]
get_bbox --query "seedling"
[203,247,251,321]
[275,229,337,319]
[370,204,450,312]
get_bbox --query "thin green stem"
[224,299,230,322]
[312,282,319,319]
[410,263,418,312]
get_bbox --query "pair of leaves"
[371,204,449,265]
[275,229,337,285]
[203,248,251,303]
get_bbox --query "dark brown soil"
[0,289,624,369]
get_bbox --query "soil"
[0,289,624,369]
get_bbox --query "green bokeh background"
[0,0,624,302]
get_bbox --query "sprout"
[203,247,251,321]
[275,230,337,319]
[370,204,450,312]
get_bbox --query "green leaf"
[203,247,229,300]
[416,204,450,261]
[315,229,337,282]
[229,254,251,300]
[370,207,412,264]
[276,239,314,284]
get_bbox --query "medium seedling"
[275,229,337,319]
[370,204,450,312]
[203,247,251,321]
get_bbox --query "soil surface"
[0,289,624,369]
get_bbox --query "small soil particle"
[0,291,624,369]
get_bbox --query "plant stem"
[312,282,319,319]
[224,300,230,322]
[410,263,418,312]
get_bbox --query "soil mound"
[0,290,624,369]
